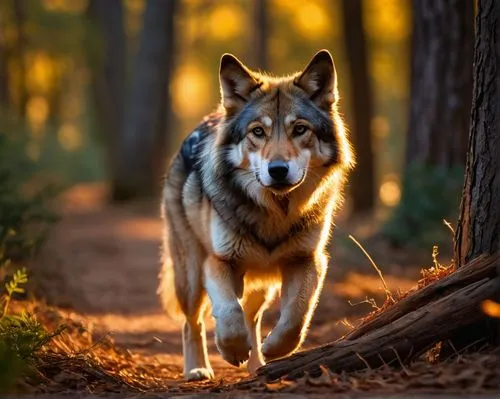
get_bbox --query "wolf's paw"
[262,323,302,360]
[185,367,214,381]
[215,307,251,367]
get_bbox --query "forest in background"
[0,0,410,216]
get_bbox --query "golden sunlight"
[365,0,410,41]
[58,123,83,152]
[41,0,65,12]
[171,65,210,118]
[26,96,49,138]
[125,0,146,37]
[42,0,88,14]
[208,5,245,41]
[26,52,57,95]
[481,300,500,318]
[294,3,333,39]
[379,175,401,207]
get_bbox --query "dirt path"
[32,183,440,392]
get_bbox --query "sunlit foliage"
[0,0,412,206]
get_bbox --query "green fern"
[5,268,28,296]
[2,268,28,318]
[0,311,64,392]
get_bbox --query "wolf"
[158,50,353,381]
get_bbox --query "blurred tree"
[384,0,474,246]
[341,0,375,214]
[449,0,500,349]
[118,0,177,200]
[13,0,27,117]
[252,0,268,70]
[153,0,178,194]
[406,0,473,167]
[87,0,126,201]
[0,35,8,108]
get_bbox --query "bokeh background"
[0,0,411,217]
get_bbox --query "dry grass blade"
[348,234,395,304]
[443,219,455,235]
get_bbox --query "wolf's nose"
[268,161,289,181]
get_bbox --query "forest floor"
[17,182,498,398]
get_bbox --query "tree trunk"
[12,0,27,118]
[454,0,500,268]
[0,33,9,108]
[251,0,268,70]
[87,0,126,201]
[117,0,177,200]
[450,0,500,349]
[152,0,177,190]
[341,0,375,214]
[384,0,474,246]
[406,0,473,167]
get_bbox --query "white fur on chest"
[209,210,330,270]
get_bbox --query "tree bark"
[251,0,268,70]
[454,0,500,268]
[87,0,126,202]
[449,0,500,349]
[117,0,177,200]
[341,0,375,214]
[258,253,500,381]
[405,0,473,167]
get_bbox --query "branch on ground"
[258,253,500,381]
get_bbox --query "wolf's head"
[216,50,353,198]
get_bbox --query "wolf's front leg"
[203,255,251,366]
[262,253,327,360]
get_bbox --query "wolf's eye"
[293,124,308,136]
[252,127,265,138]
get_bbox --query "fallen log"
[258,253,500,381]
[346,253,499,340]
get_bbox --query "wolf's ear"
[219,54,261,113]
[294,50,338,110]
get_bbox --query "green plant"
[0,269,62,393]
[382,162,464,248]
[0,132,59,392]
[0,311,62,392]
[2,268,28,318]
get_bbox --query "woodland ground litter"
[13,183,499,397]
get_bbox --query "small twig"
[390,346,411,376]
[348,297,380,310]
[355,352,372,370]
[349,235,395,303]
[339,317,355,330]
[77,332,113,355]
